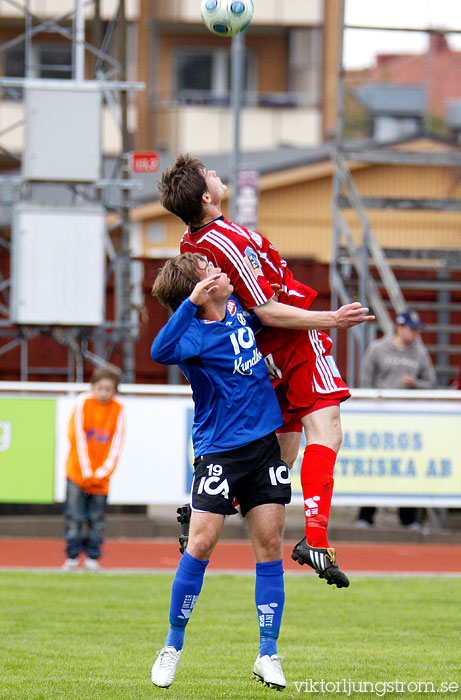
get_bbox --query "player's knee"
[321,422,342,453]
[187,533,216,560]
[280,447,298,469]
[258,533,283,561]
[319,418,342,452]
[332,424,343,452]
[305,408,343,453]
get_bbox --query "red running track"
[0,538,461,573]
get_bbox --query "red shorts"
[275,397,344,433]
[260,329,350,434]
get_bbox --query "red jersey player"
[158,155,374,588]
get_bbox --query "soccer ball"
[201,0,254,37]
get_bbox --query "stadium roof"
[1,133,458,229]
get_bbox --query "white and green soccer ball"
[201,0,254,37]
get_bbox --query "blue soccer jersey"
[151,295,283,456]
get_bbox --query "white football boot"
[253,654,286,690]
[151,646,182,688]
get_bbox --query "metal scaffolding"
[331,1,461,387]
[0,0,144,382]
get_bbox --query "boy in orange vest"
[62,365,126,571]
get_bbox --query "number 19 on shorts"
[196,464,230,500]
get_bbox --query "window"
[174,48,256,105]
[2,47,25,99]
[374,116,421,143]
[2,43,72,82]
[38,45,72,80]
[288,28,322,107]
[4,47,25,77]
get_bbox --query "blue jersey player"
[150,253,291,690]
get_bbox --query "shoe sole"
[291,550,306,565]
[320,570,350,588]
[253,673,285,690]
[291,550,350,588]
[151,680,173,688]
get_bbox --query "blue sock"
[165,550,209,651]
[255,559,285,658]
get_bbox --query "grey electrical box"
[11,205,106,325]
[23,86,101,181]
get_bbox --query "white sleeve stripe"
[203,230,268,306]
[97,408,126,477]
[75,393,92,479]
[212,231,268,306]
[259,251,279,275]
[101,407,126,474]
[198,228,264,303]
[204,230,263,300]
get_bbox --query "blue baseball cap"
[395,310,422,329]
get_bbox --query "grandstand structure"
[330,3,461,386]
[0,0,143,382]
[0,1,459,386]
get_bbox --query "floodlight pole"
[229,31,245,222]
[74,0,85,81]
[25,0,32,78]
[330,0,345,353]
[118,0,136,383]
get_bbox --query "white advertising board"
[55,395,194,504]
[53,392,461,507]
[290,400,461,507]
[0,383,458,507]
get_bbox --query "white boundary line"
[0,567,460,577]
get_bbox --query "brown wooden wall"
[0,254,336,384]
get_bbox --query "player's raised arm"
[252,297,375,330]
[150,298,202,365]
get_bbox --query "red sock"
[300,444,337,548]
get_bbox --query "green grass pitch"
[0,571,459,699]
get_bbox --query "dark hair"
[151,253,206,314]
[158,154,207,226]
[90,364,121,390]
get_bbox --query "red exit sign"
[131,151,159,173]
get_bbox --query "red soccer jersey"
[181,217,349,418]
[181,217,317,312]
[181,217,317,357]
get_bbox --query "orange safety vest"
[65,392,126,495]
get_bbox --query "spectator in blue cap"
[360,309,435,390]
[356,309,436,529]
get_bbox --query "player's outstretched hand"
[190,274,221,306]
[333,302,375,328]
